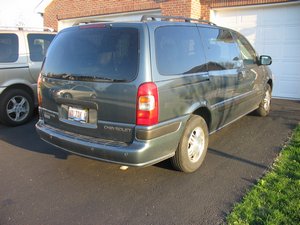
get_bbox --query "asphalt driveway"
[0,99,299,225]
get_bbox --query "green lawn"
[226,125,300,225]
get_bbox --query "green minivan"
[36,16,273,172]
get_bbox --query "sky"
[0,0,44,27]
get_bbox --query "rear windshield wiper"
[45,73,74,79]
[45,73,126,82]
[74,75,126,82]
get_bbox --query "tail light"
[136,82,159,126]
[37,74,42,106]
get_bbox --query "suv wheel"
[171,115,208,173]
[0,89,34,126]
[255,84,271,117]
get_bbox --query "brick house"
[41,0,300,99]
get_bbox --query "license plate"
[68,107,88,123]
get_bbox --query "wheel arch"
[0,83,35,104]
[192,106,212,132]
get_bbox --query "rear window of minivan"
[43,26,139,81]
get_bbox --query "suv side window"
[27,34,55,62]
[0,33,19,63]
[155,26,206,75]
[199,27,240,71]
[235,32,257,65]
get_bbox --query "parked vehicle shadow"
[208,148,268,169]
[155,146,270,171]
[248,99,300,130]
[155,158,174,170]
[0,115,70,159]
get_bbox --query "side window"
[235,32,257,65]
[199,27,240,71]
[155,26,206,75]
[0,33,19,63]
[27,34,55,62]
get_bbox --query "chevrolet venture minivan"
[36,16,273,173]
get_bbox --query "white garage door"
[58,9,161,31]
[211,2,300,99]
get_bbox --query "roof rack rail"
[0,26,55,32]
[141,15,216,26]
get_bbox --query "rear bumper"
[36,116,188,167]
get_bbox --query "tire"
[0,89,34,126]
[255,84,271,117]
[171,115,209,173]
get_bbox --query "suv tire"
[171,115,208,173]
[0,89,34,126]
[255,84,271,117]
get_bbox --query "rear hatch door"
[40,24,140,143]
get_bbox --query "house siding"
[201,0,292,19]
[44,0,293,30]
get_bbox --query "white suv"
[0,27,55,126]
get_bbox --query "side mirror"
[259,55,272,65]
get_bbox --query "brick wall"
[45,0,159,30]
[44,0,59,30]
[161,0,192,18]
[45,0,202,30]
[44,0,292,30]
[191,0,201,18]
